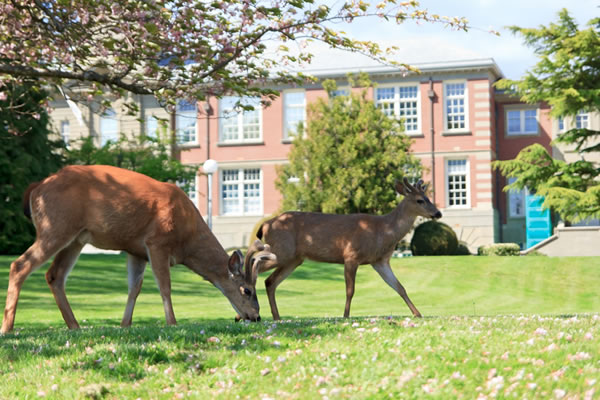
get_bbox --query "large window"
[220,168,262,216]
[146,114,159,138]
[576,111,589,129]
[283,90,306,140]
[444,82,467,132]
[506,108,538,136]
[446,159,469,208]
[507,177,525,217]
[176,100,197,145]
[219,96,261,143]
[375,85,420,134]
[100,108,118,146]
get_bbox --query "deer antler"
[244,240,276,284]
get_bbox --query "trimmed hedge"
[477,243,521,256]
[410,220,458,256]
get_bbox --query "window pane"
[445,83,466,130]
[60,120,70,146]
[524,110,537,133]
[220,169,261,216]
[177,101,197,144]
[100,109,118,146]
[576,112,589,129]
[447,160,468,207]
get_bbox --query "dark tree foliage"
[0,82,65,254]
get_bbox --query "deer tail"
[22,181,41,220]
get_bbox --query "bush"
[410,221,458,256]
[455,241,472,256]
[477,243,521,256]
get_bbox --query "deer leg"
[343,261,359,318]
[2,238,67,333]
[121,254,147,327]
[45,240,84,330]
[372,261,422,318]
[147,247,176,325]
[265,259,302,320]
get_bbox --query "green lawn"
[0,254,599,399]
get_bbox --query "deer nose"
[433,211,442,219]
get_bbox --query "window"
[506,108,538,136]
[576,111,589,129]
[177,176,198,208]
[375,85,420,134]
[446,159,469,208]
[146,114,159,138]
[60,120,70,147]
[507,177,525,217]
[283,90,306,140]
[100,109,118,146]
[557,117,565,132]
[176,100,197,144]
[220,168,262,216]
[219,97,262,143]
[444,82,467,132]
[330,88,349,98]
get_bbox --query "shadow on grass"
[0,316,384,381]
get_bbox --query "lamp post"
[202,159,218,230]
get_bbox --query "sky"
[302,0,598,79]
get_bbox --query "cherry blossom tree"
[0,0,468,133]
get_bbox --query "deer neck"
[385,199,418,242]
[183,228,231,284]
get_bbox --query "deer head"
[395,178,442,220]
[230,240,276,322]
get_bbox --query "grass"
[0,254,599,399]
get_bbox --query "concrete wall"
[525,226,600,256]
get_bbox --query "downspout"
[427,77,436,204]
[494,99,504,243]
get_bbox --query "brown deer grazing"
[256,178,441,320]
[1,165,274,334]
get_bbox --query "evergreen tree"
[494,9,600,222]
[0,82,65,254]
[276,75,422,215]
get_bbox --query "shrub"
[410,221,458,256]
[477,243,521,256]
[455,241,472,256]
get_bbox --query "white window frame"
[176,100,198,145]
[219,167,263,216]
[576,111,589,129]
[60,120,70,148]
[100,108,119,146]
[507,177,526,218]
[177,174,199,208]
[218,96,263,144]
[445,158,470,209]
[505,105,539,136]
[283,89,306,141]
[375,83,422,136]
[443,80,469,134]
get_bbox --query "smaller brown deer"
[256,178,442,320]
[1,165,274,334]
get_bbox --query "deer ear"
[395,178,412,195]
[228,250,244,276]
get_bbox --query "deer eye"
[417,199,425,204]
[243,288,252,296]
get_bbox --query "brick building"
[49,58,598,252]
